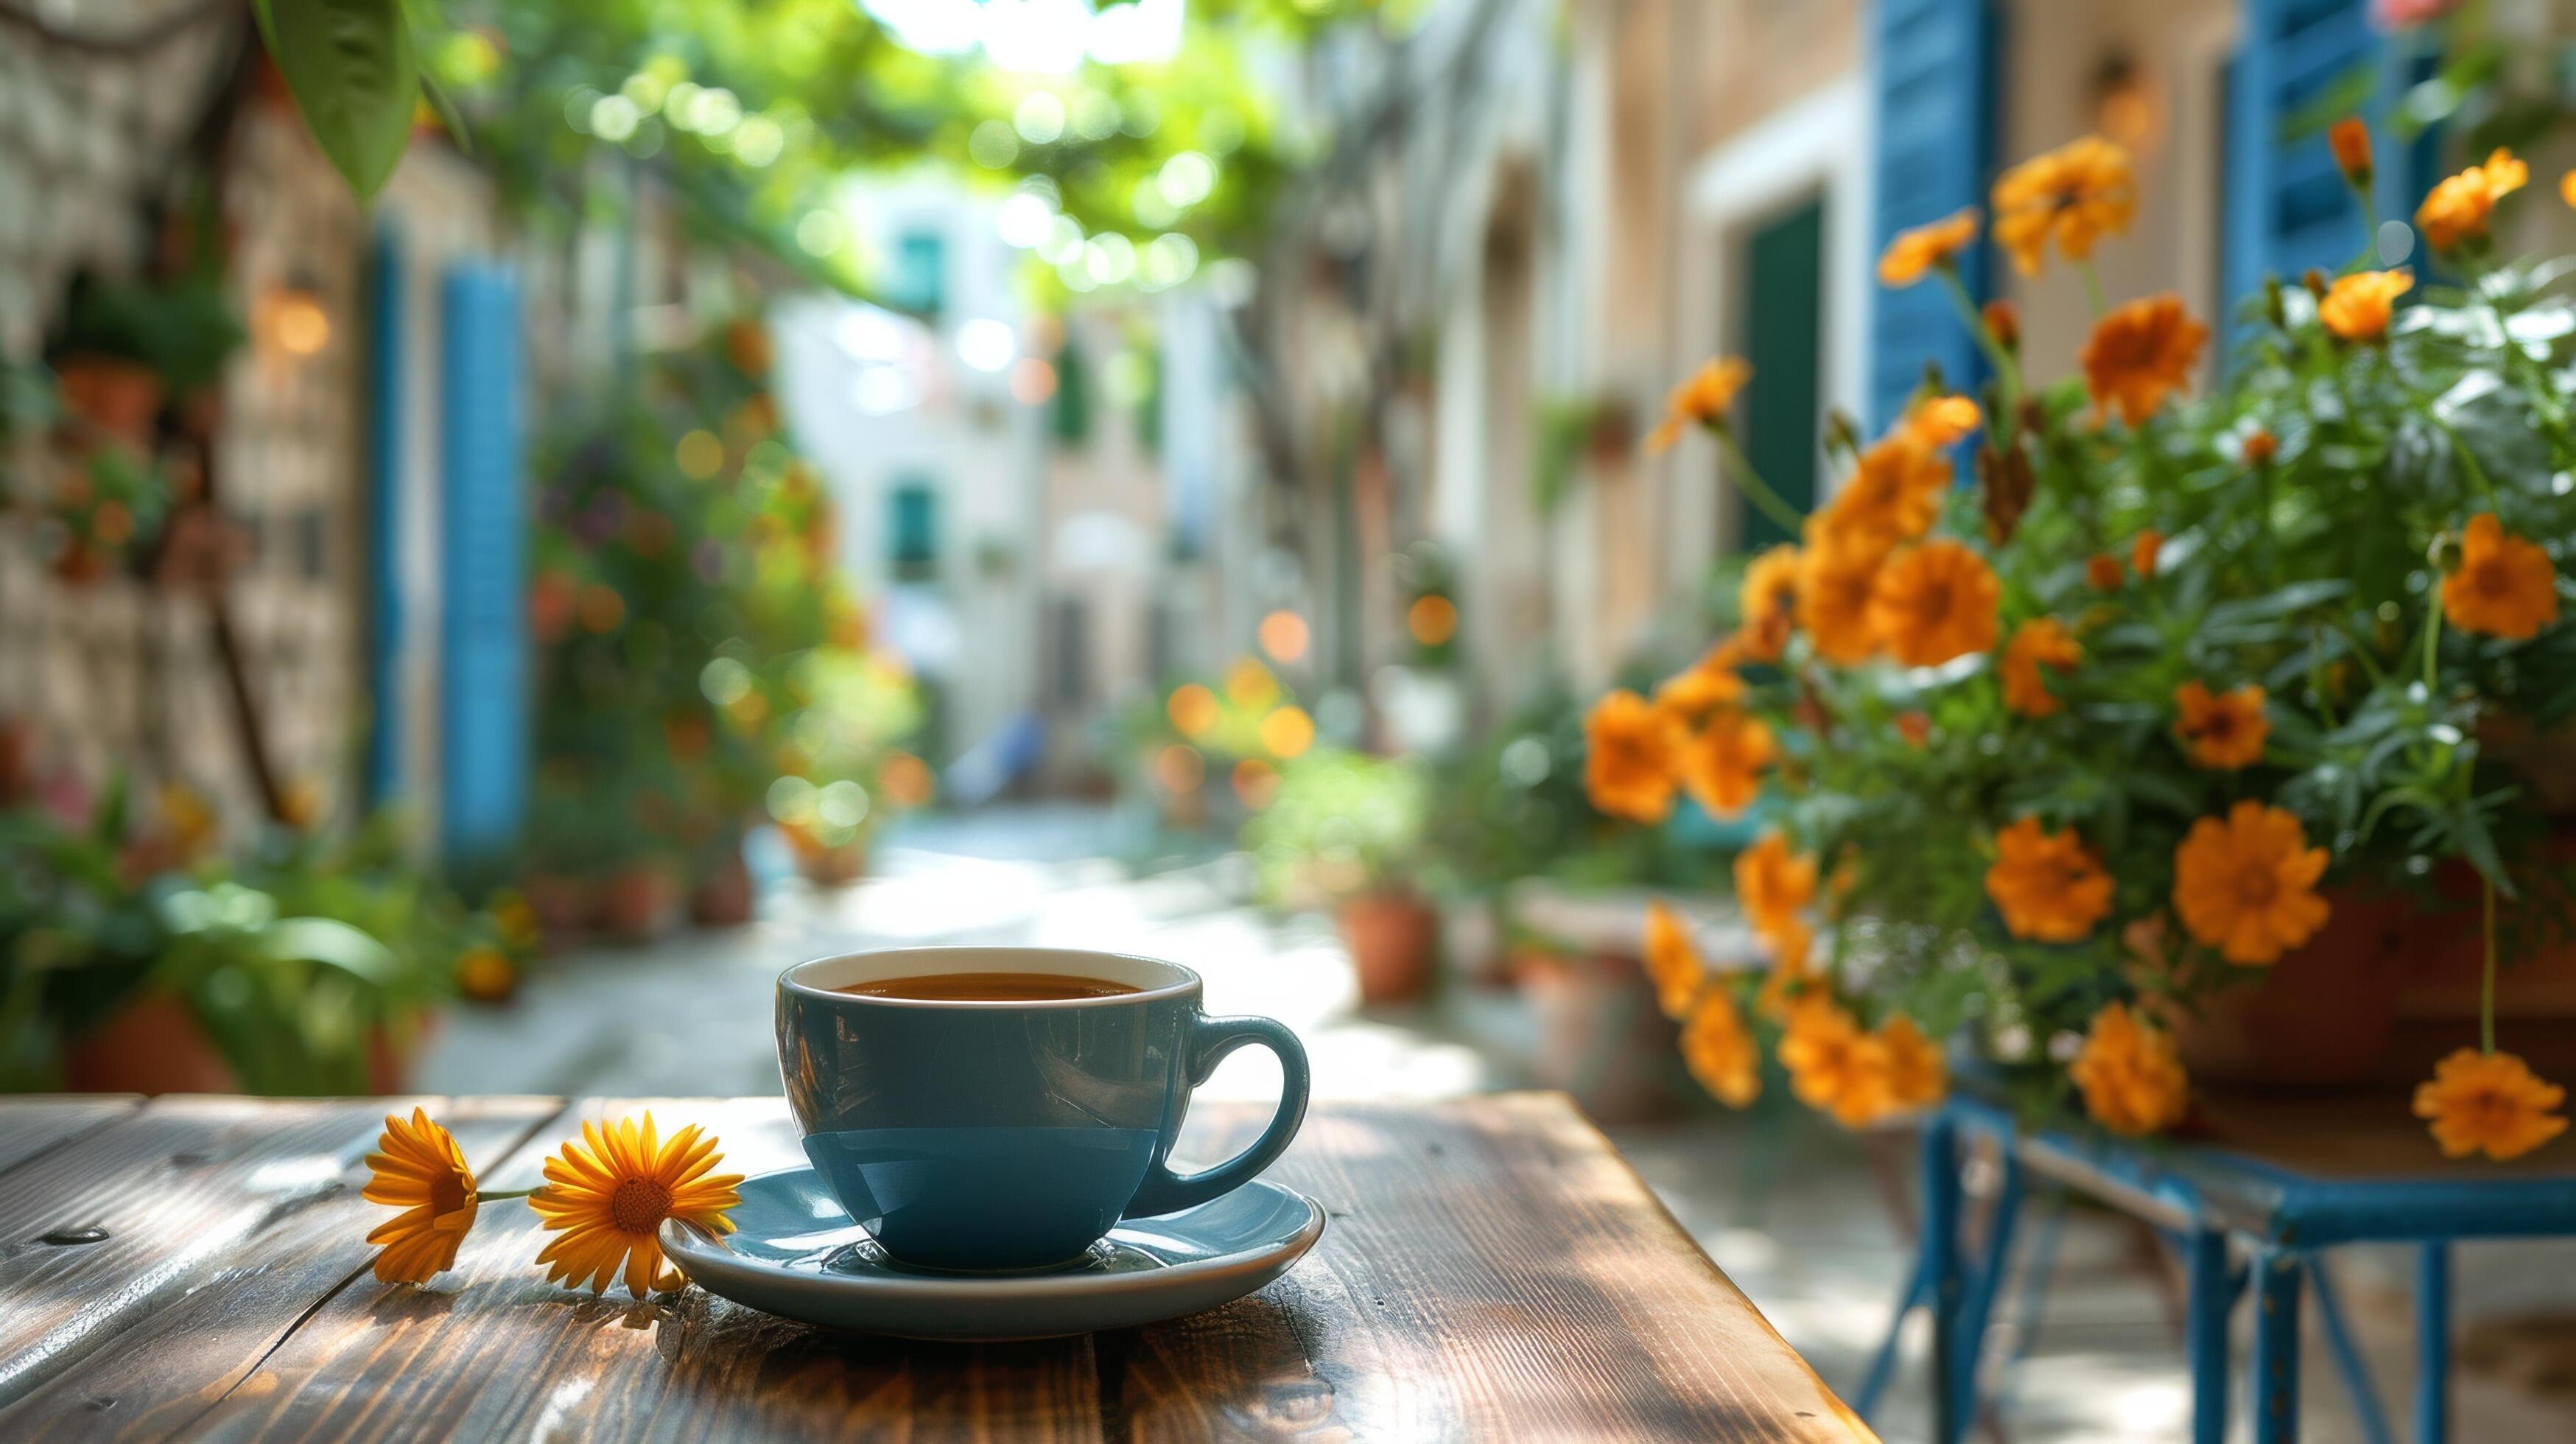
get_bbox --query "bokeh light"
[1257,609,1309,663]
[1407,594,1458,645]
[1165,682,1218,737]
[1232,757,1280,808]
[1258,705,1315,759]
[1152,743,1204,793]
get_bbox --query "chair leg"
[1922,1114,1965,1444]
[2418,1243,2451,1444]
[2252,1249,2303,1444]
[2184,1229,2230,1444]
[2309,1255,2393,1444]
[1853,1252,1928,1420]
[1949,1148,2024,1439]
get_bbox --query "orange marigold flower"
[2417,148,2527,251]
[1654,658,1746,726]
[1642,900,1708,1021]
[1646,357,1752,452]
[1680,708,1775,819]
[2172,800,2330,964]
[1991,136,2137,277]
[2241,428,2278,466]
[2174,681,2269,769]
[2086,553,2124,591]
[1682,988,1761,1108]
[1877,207,1981,287]
[1902,393,1983,449]
[2328,118,2373,186]
[1984,816,2114,942]
[2070,1002,2189,1137]
[1755,921,1816,1022]
[1894,710,1931,747]
[1735,830,1817,939]
[1983,298,2020,351]
[1737,544,1802,662]
[2080,294,2208,426]
[1826,435,1952,545]
[1584,690,1683,823]
[2001,617,2082,718]
[2130,529,2163,578]
[1868,541,2001,667]
[2563,169,2576,209]
[2412,1048,2568,1160]
[1796,519,1891,664]
[2319,269,2412,343]
[1866,1015,1948,1112]
[2442,513,2561,640]
[1780,1001,1889,1127]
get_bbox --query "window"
[889,480,938,582]
[891,229,945,316]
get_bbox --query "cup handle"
[1124,1014,1311,1219]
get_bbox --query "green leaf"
[254,0,418,200]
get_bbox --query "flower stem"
[2421,592,2444,692]
[1938,269,2022,423]
[2482,875,2498,1056]
[1713,427,1808,535]
[2081,260,2108,315]
[475,1188,539,1202]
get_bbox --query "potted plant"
[1243,746,1438,1004]
[1582,125,2576,1161]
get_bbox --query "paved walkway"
[422,805,2576,1443]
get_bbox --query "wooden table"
[0,1091,1868,1441]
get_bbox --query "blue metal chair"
[1860,1089,2576,1443]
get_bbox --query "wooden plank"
[0,1096,432,1411]
[0,1096,562,1443]
[186,1098,1109,1443]
[1114,1094,1871,1442]
[0,1096,141,1177]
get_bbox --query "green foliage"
[1242,746,1428,905]
[256,0,423,200]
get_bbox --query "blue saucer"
[659,1166,1325,1339]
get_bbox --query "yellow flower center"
[611,1177,674,1233]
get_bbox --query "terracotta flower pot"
[54,357,164,448]
[1338,891,1439,1005]
[796,840,868,889]
[1514,946,1682,1125]
[595,863,681,945]
[689,847,757,927]
[2399,852,2576,1023]
[62,992,239,1094]
[2159,890,2414,1088]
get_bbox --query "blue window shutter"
[438,264,528,864]
[362,225,406,807]
[1868,0,2003,432]
[2223,0,2395,322]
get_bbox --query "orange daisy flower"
[2319,269,2412,343]
[2413,1048,2568,1160]
[2130,529,2163,578]
[2328,118,2373,187]
[1646,357,1752,452]
[1983,816,2114,942]
[362,1108,480,1285]
[2174,681,2269,769]
[530,1112,743,1298]
[1868,541,2001,667]
[1680,708,1775,819]
[2000,617,2082,718]
[1825,435,1952,545]
[1902,393,1983,449]
[2172,801,2330,964]
[2086,553,2125,591]
[1797,519,1892,664]
[2070,1002,2189,1137]
[1735,830,1817,939]
[2417,147,2528,252]
[1877,207,1981,287]
[1584,690,1684,823]
[1866,1015,1948,1112]
[1654,656,1747,725]
[1682,988,1761,1108]
[1755,919,1817,1022]
[1780,1000,1889,1127]
[2442,513,2560,640]
[2241,428,2278,466]
[2080,294,2209,426]
[1643,900,1708,1021]
[1991,136,2136,276]
[1737,544,1803,662]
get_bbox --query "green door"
[1734,197,1823,553]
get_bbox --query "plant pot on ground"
[595,861,683,944]
[1338,889,1440,1005]
[1513,944,1682,1125]
[689,841,757,927]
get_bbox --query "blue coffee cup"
[775,945,1312,1272]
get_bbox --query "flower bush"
[1597,125,2576,1159]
